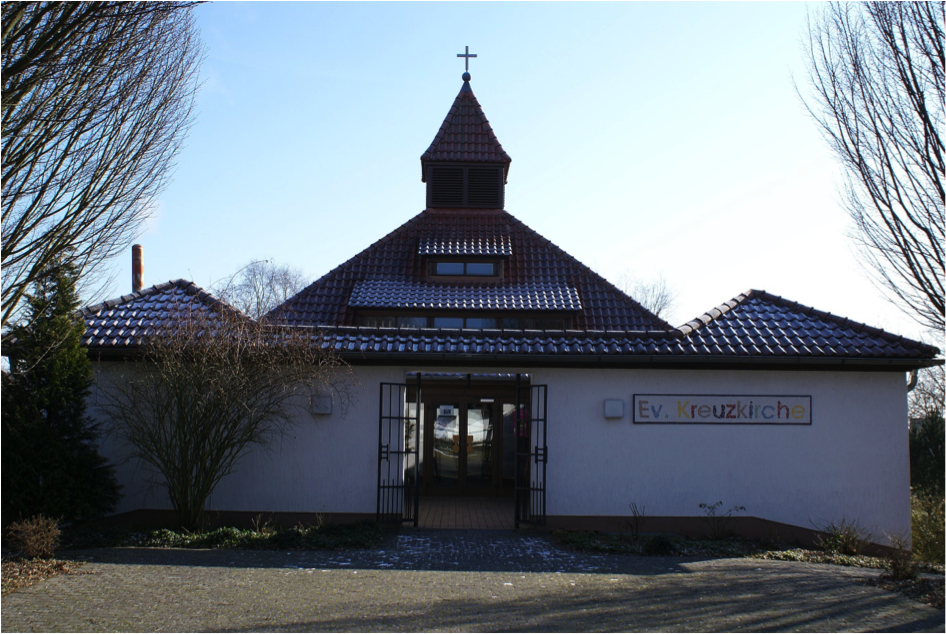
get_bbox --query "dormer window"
[430,260,499,278]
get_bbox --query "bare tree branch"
[800,2,944,331]
[2,2,203,330]
[214,259,310,321]
[616,271,678,324]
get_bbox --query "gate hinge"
[534,446,547,464]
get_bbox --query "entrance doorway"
[422,380,520,496]
[376,373,547,527]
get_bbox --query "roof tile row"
[348,279,582,311]
[80,282,940,363]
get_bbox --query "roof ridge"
[80,278,245,320]
[80,279,193,315]
[677,290,755,336]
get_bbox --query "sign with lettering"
[633,395,812,425]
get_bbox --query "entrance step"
[419,496,514,530]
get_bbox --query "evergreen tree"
[2,262,121,523]
[910,410,945,497]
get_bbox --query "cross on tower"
[457,46,477,71]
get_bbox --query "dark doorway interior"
[417,373,527,498]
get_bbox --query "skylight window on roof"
[431,261,497,277]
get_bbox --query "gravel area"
[2,530,943,632]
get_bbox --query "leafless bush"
[815,518,872,555]
[883,533,919,581]
[100,299,352,530]
[5,515,60,559]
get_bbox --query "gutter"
[85,347,943,371]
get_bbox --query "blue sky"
[113,1,928,342]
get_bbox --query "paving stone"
[3,531,943,632]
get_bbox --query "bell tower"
[421,48,511,210]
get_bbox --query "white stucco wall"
[91,362,911,538]
[537,367,911,540]
[90,363,407,515]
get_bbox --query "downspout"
[906,370,918,392]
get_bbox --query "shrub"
[911,492,945,565]
[620,503,646,542]
[699,501,746,540]
[5,515,61,559]
[816,518,870,555]
[910,410,944,496]
[642,534,675,556]
[883,533,918,580]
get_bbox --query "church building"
[83,64,941,542]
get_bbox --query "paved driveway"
[2,531,943,632]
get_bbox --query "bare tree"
[215,260,309,321]
[910,365,944,421]
[99,301,351,530]
[801,2,944,332]
[2,2,203,329]
[617,271,678,323]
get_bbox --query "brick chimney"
[132,244,144,293]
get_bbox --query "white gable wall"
[538,367,910,539]
[91,362,910,540]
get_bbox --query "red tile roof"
[349,279,582,311]
[80,279,240,349]
[269,209,669,331]
[80,283,942,367]
[677,289,941,358]
[420,81,512,181]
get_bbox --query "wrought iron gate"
[515,383,548,527]
[377,378,421,525]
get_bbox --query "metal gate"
[377,378,421,525]
[515,383,548,527]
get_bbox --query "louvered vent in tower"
[428,167,464,207]
[467,167,503,207]
[426,165,505,208]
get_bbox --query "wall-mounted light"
[604,399,624,419]
[310,394,333,416]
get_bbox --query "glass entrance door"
[424,399,501,494]
[431,402,460,488]
[465,402,495,490]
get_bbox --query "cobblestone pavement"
[3,530,943,632]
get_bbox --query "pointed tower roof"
[420,74,512,182]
